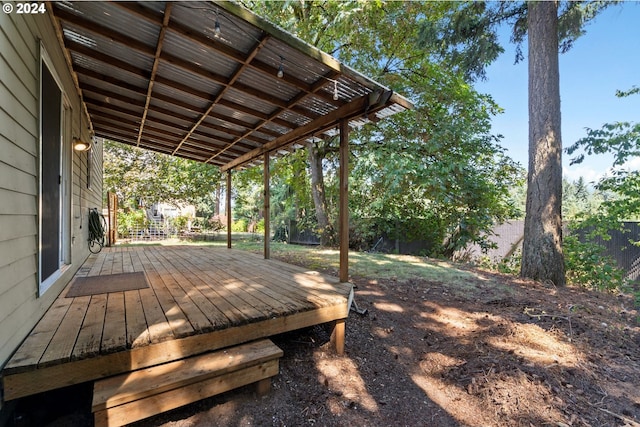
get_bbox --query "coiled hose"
[88,208,106,253]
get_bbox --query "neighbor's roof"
[50,1,412,170]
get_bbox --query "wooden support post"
[339,119,349,283]
[226,170,232,249]
[263,152,270,259]
[255,378,271,396]
[330,319,346,356]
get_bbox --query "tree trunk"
[521,1,565,287]
[214,182,221,216]
[308,143,335,246]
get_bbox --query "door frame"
[39,43,71,296]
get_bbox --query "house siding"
[0,8,103,404]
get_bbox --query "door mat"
[65,272,149,298]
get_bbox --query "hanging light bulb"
[277,56,284,78]
[333,80,339,101]
[214,8,221,36]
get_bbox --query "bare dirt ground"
[9,261,640,427]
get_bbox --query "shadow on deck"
[2,246,353,401]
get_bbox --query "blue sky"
[474,3,640,184]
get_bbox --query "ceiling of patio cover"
[49,1,412,170]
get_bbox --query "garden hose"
[88,208,106,252]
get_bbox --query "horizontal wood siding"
[0,9,103,378]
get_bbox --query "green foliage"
[476,250,522,275]
[560,86,640,292]
[566,86,640,225]
[563,177,604,220]
[168,215,190,234]
[563,226,626,291]
[242,1,526,257]
[116,209,147,238]
[232,219,248,233]
[103,140,221,210]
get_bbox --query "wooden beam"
[263,152,270,260]
[226,171,232,249]
[66,43,299,136]
[173,35,270,157]
[3,302,349,400]
[84,96,273,146]
[221,94,377,172]
[339,119,349,283]
[137,2,173,147]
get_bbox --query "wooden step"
[92,339,283,427]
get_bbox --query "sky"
[474,3,640,185]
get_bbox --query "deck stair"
[92,339,283,427]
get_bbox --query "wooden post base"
[330,318,346,356]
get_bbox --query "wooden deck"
[2,246,353,401]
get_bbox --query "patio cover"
[49,1,412,170]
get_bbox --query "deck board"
[124,290,150,348]
[101,292,127,354]
[72,294,107,360]
[39,296,91,367]
[149,250,214,333]
[2,246,353,400]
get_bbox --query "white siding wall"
[0,9,103,393]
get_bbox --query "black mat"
[65,272,149,298]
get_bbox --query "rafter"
[176,34,270,157]
[51,1,411,171]
[137,3,173,146]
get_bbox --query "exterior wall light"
[73,138,91,152]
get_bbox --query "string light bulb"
[214,8,221,36]
[333,80,339,101]
[277,56,284,78]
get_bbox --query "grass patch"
[116,236,511,296]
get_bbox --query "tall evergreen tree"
[521,1,565,286]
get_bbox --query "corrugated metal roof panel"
[78,75,144,102]
[71,53,149,88]
[163,31,238,78]
[221,87,277,117]
[155,62,222,96]
[261,38,333,85]
[211,103,261,127]
[56,2,161,46]
[152,83,211,111]
[172,2,263,53]
[52,1,412,170]
[235,68,299,105]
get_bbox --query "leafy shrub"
[564,231,626,291]
[232,219,247,232]
[117,209,147,238]
[170,215,189,233]
[476,250,522,275]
